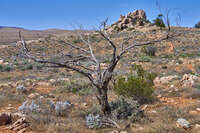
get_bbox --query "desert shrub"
[0,65,12,72]
[110,97,143,122]
[16,84,27,93]
[194,21,200,28]
[142,45,157,56]
[153,14,165,28]
[35,63,43,70]
[0,65,3,71]
[85,114,102,129]
[114,65,156,104]
[54,101,72,116]
[25,64,33,70]
[18,100,40,114]
[138,56,151,62]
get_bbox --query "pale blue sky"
[0,0,199,30]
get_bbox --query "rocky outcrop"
[105,10,151,32]
[0,112,28,133]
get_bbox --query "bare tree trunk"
[97,87,111,116]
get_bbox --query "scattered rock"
[181,74,199,87]
[189,110,198,115]
[48,93,55,98]
[195,124,200,129]
[16,85,27,94]
[177,118,190,129]
[141,105,148,111]
[6,117,29,133]
[0,59,4,64]
[82,102,88,107]
[37,82,51,86]
[0,112,28,133]
[196,108,200,112]
[154,75,178,85]
[28,93,40,99]
[49,79,56,84]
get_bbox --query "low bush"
[142,45,157,56]
[114,65,156,104]
[85,114,102,129]
[0,65,12,72]
[110,97,144,122]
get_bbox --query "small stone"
[189,110,198,115]
[28,93,40,99]
[0,59,4,64]
[120,131,127,133]
[177,118,190,129]
[195,124,200,129]
[3,62,9,65]
[82,103,88,107]
[48,93,55,98]
[37,82,50,86]
[49,79,56,84]
[141,105,148,111]
[150,110,157,113]
[196,108,200,112]
[110,130,119,133]
[157,94,162,98]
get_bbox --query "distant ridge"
[0,26,24,30]
[0,27,74,45]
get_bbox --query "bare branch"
[98,31,117,62]
[57,40,90,54]
[18,32,94,83]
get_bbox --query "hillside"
[0,10,200,133]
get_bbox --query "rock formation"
[105,10,151,32]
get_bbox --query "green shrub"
[110,97,143,122]
[153,14,165,28]
[114,65,156,104]
[2,65,12,72]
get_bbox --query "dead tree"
[19,23,174,116]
